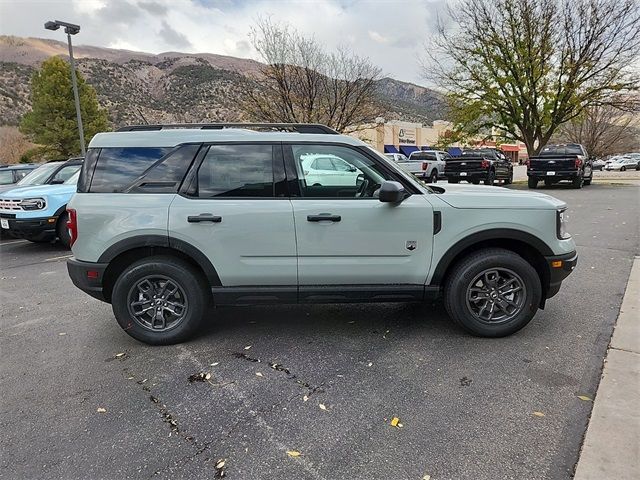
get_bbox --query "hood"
[0,183,77,199]
[435,183,565,210]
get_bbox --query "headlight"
[557,209,571,239]
[19,198,46,211]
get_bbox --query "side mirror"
[50,178,65,184]
[378,181,405,203]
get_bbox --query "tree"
[425,0,640,156]
[242,18,383,133]
[557,104,640,157]
[20,56,109,158]
[0,126,34,164]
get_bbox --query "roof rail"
[116,123,339,134]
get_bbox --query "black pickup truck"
[527,144,593,189]
[445,148,513,185]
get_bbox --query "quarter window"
[195,144,274,198]
[90,147,171,193]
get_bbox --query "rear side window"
[88,147,171,193]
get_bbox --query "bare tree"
[426,0,640,156]
[0,126,34,164]
[557,104,640,157]
[242,18,383,132]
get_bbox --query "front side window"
[291,144,392,198]
[51,164,82,183]
[17,163,60,186]
[195,144,274,198]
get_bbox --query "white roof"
[88,128,367,149]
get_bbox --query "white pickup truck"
[396,150,449,183]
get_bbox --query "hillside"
[0,35,447,128]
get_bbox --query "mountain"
[0,35,447,128]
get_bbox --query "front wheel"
[484,170,495,185]
[111,256,210,345]
[620,166,626,172]
[56,212,71,248]
[429,169,438,184]
[443,248,542,337]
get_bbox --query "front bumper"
[528,170,580,179]
[544,251,578,299]
[0,214,57,241]
[67,257,109,302]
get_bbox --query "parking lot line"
[0,239,29,246]
[44,254,74,262]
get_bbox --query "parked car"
[300,153,362,186]
[0,170,80,247]
[66,123,576,345]
[405,150,449,183]
[445,148,513,185]
[385,153,408,163]
[603,156,640,171]
[0,158,83,195]
[527,144,593,189]
[592,158,606,171]
[0,164,38,187]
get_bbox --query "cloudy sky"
[0,0,449,85]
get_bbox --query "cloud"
[0,0,449,85]
[158,20,193,49]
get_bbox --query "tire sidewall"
[56,212,71,248]
[111,257,208,345]
[445,250,542,337]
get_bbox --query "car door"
[168,143,297,287]
[286,143,434,287]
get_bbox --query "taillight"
[481,160,490,169]
[575,156,583,168]
[67,208,77,247]
[422,162,428,170]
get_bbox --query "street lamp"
[44,20,86,156]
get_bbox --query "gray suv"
[67,123,577,345]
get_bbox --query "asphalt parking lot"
[1,183,638,480]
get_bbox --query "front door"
[169,143,297,287]
[287,143,434,286]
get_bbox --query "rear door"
[169,143,297,287]
[287,143,433,286]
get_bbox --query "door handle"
[188,214,222,223]
[307,213,341,222]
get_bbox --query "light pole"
[44,20,86,156]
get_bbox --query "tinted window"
[17,163,60,186]
[14,169,31,181]
[90,147,171,193]
[540,145,583,156]
[128,145,200,193]
[409,152,437,161]
[196,144,274,198]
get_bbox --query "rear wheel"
[443,248,542,337]
[572,174,584,189]
[429,169,438,184]
[484,170,496,185]
[528,177,538,189]
[111,256,210,345]
[56,212,71,248]
[620,166,626,172]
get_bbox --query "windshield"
[64,171,80,185]
[17,163,60,186]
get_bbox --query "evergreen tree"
[20,56,109,158]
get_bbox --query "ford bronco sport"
[66,123,577,345]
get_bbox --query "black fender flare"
[97,235,221,286]
[429,228,553,285]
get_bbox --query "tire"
[572,174,584,189]
[448,178,459,184]
[620,166,626,172]
[584,175,592,185]
[528,177,538,189]
[472,179,480,185]
[111,256,210,345]
[430,170,438,184]
[56,212,71,248]
[635,163,640,171]
[504,170,513,185]
[484,170,495,185]
[443,248,542,337]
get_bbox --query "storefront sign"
[398,128,416,145]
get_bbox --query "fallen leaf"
[303,395,309,402]
[58,332,67,336]
[255,372,263,377]
[286,450,302,457]
[533,411,545,417]
[577,395,592,401]
[423,475,431,480]
[97,407,107,413]
[210,362,219,366]
[390,417,400,427]
[367,362,373,367]
[319,403,327,410]
[205,373,211,380]
[215,459,226,469]
[188,373,210,383]
[115,352,126,358]
[244,345,252,350]
[397,423,404,428]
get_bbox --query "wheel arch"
[98,235,220,302]
[430,229,552,305]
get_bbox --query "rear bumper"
[0,215,56,241]
[544,251,578,299]
[528,170,580,179]
[67,257,109,302]
[445,170,488,180]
